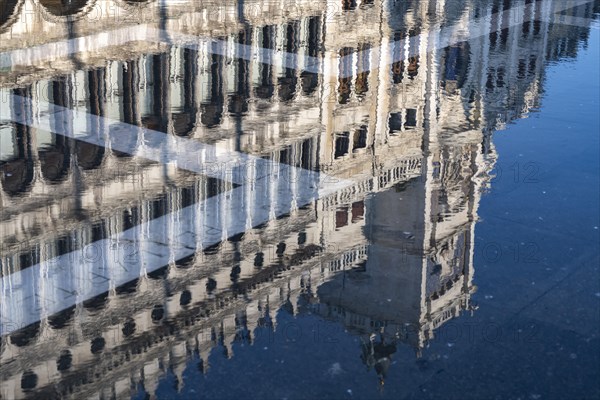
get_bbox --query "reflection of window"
[21,370,38,391]
[254,252,264,267]
[355,44,370,96]
[57,350,72,372]
[391,30,405,84]
[151,305,165,323]
[338,48,354,104]
[408,56,419,79]
[298,231,307,245]
[91,337,106,354]
[352,201,364,222]
[301,139,312,170]
[336,207,349,228]
[518,59,526,79]
[342,0,357,10]
[354,126,368,150]
[389,112,402,133]
[180,290,192,306]
[405,109,417,128]
[335,133,350,158]
[433,161,441,179]
[122,319,136,337]
[276,242,286,256]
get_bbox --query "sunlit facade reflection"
[0,0,597,397]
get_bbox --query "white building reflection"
[0,0,596,397]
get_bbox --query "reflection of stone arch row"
[0,81,110,197]
[0,0,24,33]
[2,238,329,397]
[1,169,372,396]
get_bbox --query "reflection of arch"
[48,305,75,329]
[39,134,70,182]
[90,337,105,354]
[38,0,91,17]
[76,141,105,169]
[301,72,319,95]
[1,157,34,195]
[56,350,73,371]
[278,22,299,102]
[21,370,38,391]
[83,291,108,312]
[201,49,224,127]
[141,55,169,145]
[200,103,222,128]
[173,48,198,136]
[255,26,275,100]
[0,0,22,33]
[10,322,40,347]
[1,124,34,196]
[338,47,354,104]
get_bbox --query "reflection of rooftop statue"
[361,329,398,387]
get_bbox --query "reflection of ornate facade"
[0,0,597,398]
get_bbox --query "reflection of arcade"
[0,0,598,398]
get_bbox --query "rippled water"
[0,1,599,399]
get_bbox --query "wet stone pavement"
[0,0,599,399]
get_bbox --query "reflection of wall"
[0,0,597,398]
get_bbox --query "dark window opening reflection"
[10,322,40,347]
[56,350,73,372]
[201,45,225,127]
[20,370,38,391]
[174,48,198,137]
[90,337,106,354]
[335,132,350,158]
[279,21,300,102]
[338,47,354,104]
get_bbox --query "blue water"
[0,1,599,399]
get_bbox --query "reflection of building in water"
[0,0,597,397]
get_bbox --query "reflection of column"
[255,25,275,99]
[338,47,353,104]
[1,88,34,197]
[44,79,71,182]
[201,42,224,127]
[230,28,251,151]
[141,54,169,134]
[173,47,198,137]
[78,69,106,170]
[391,30,405,84]
[355,43,370,97]
[301,16,321,95]
[279,21,299,101]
